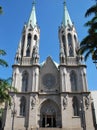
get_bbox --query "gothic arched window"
[70,70,77,92]
[74,35,77,45]
[62,35,65,44]
[22,71,29,92]
[72,96,79,116]
[21,35,25,56]
[34,34,37,41]
[27,33,32,47]
[62,35,66,55]
[74,35,79,55]
[20,96,26,116]
[26,33,31,57]
[68,33,73,56]
[26,48,30,57]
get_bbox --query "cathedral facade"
[3,1,95,130]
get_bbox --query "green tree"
[79,1,97,61]
[0,78,17,127]
[0,78,16,105]
[0,50,8,67]
[0,6,3,14]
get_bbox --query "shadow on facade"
[91,102,97,130]
[0,120,2,130]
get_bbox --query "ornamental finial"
[63,0,66,5]
[32,0,36,6]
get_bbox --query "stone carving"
[32,44,39,63]
[31,96,36,109]
[63,96,68,109]
[85,96,90,109]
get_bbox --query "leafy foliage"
[0,50,8,67]
[0,78,17,106]
[0,6,3,14]
[78,1,97,61]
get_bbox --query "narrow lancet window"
[21,35,25,56]
[62,35,66,55]
[68,33,73,56]
[70,70,77,92]
[20,96,26,116]
[72,97,79,116]
[22,71,28,92]
[27,33,32,47]
[26,48,30,57]
[74,35,77,45]
[26,33,32,57]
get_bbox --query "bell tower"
[58,2,94,130]
[58,1,88,92]
[15,1,40,65]
[4,1,40,130]
[59,1,79,64]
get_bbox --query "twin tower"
[15,1,81,65]
[4,1,95,130]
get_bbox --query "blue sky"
[0,0,97,90]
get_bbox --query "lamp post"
[11,97,17,130]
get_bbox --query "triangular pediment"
[40,56,59,92]
[40,56,59,71]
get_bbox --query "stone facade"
[3,1,95,130]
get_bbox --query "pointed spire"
[28,0,37,28]
[62,0,73,27]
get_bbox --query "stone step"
[31,128,83,130]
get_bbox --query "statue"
[63,96,68,109]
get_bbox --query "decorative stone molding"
[31,96,36,109]
[63,96,68,109]
[85,96,90,109]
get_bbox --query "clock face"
[42,73,55,89]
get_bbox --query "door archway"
[40,99,61,128]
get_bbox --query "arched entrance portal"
[40,100,61,128]
[42,111,56,127]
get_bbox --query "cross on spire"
[32,0,36,6]
[28,0,37,28]
[62,0,73,27]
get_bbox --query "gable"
[39,56,59,92]
[40,56,59,73]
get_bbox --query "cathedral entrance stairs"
[31,128,83,130]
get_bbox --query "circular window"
[42,73,56,89]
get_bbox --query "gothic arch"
[74,35,77,45]
[20,96,26,116]
[27,33,32,47]
[21,35,25,56]
[70,70,77,92]
[39,99,61,128]
[22,71,29,92]
[62,35,66,55]
[26,33,32,57]
[67,33,73,56]
[72,96,79,116]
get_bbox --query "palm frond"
[84,21,92,27]
[0,50,6,56]
[80,35,92,46]
[0,59,8,67]
[92,49,97,60]
[84,49,94,61]
[0,78,17,104]
[0,6,3,14]
[85,4,97,17]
